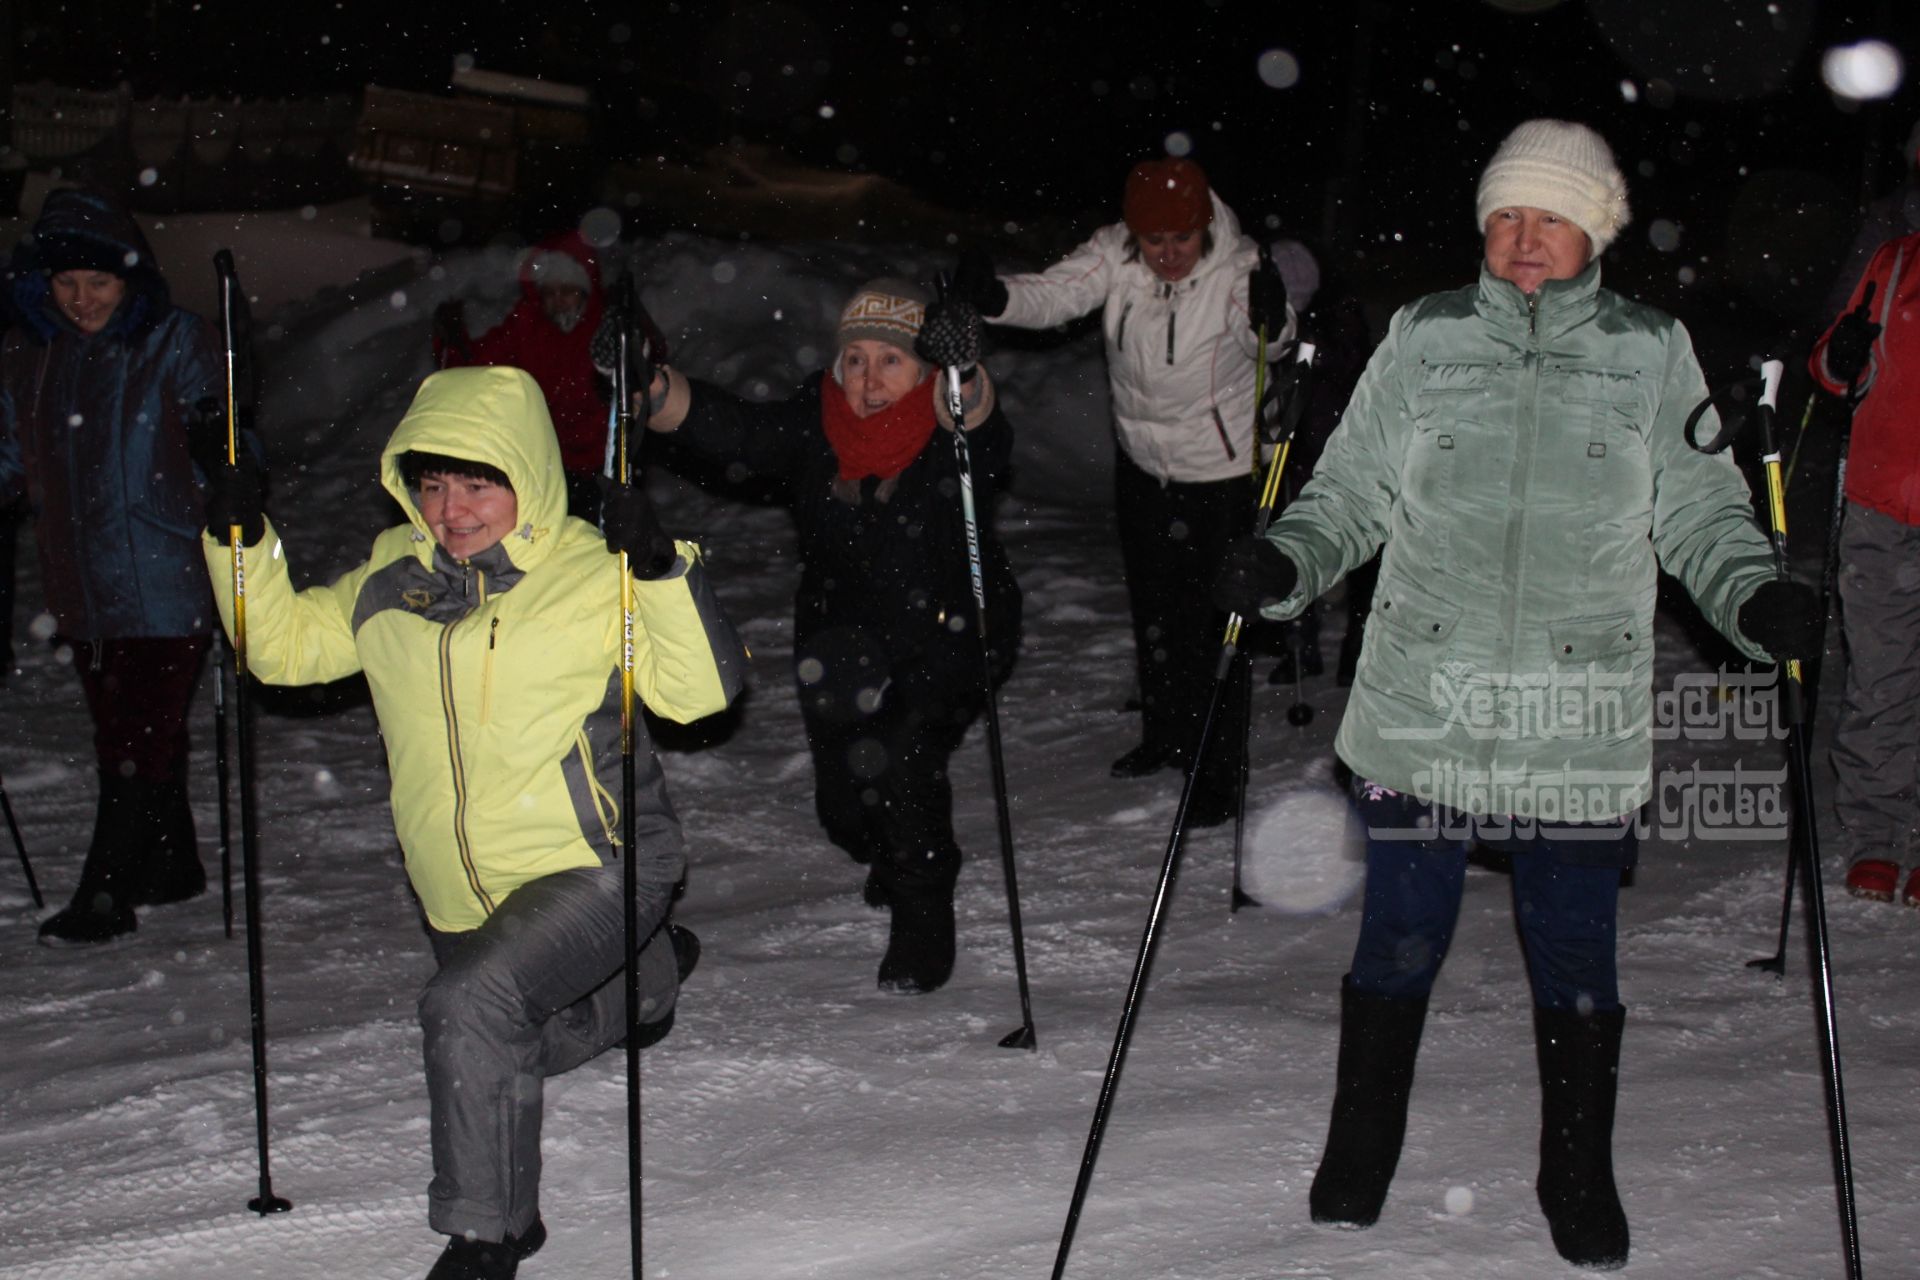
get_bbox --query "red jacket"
[438,231,611,474]
[1810,230,1920,526]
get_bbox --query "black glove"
[599,479,677,579]
[432,300,471,359]
[1248,259,1289,336]
[950,246,1008,319]
[186,396,228,477]
[1212,537,1299,617]
[1737,578,1823,661]
[204,453,266,546]
[589,313,657,403]
[915,296,983,375]
[1823,283,1880,387]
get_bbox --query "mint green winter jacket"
[1264,261,1778,822]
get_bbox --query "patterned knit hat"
[837,277,929,354]
[1122,158,1214,236]
[1474,120,1631,253]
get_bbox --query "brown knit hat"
[836,277,929,353]
[1122,158,1214,236]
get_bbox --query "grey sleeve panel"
[671,550,751,706]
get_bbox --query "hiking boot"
[424,1234,519,1280]
[1844,858,1899,902]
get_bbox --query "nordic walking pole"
[213,641,234,938]
[935,282,1036,1051]
[1052,342,1315,1279]
[0,767,43,908]
[1750,358,1863,1277]
[1747,283,1875,974]
[1232,339,1317,912]
[193,391,238,938]
[1229,332,1269,913]
[213,250,290,1217]
[610,282,647,1276]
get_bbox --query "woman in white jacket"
[954,158,1293,819]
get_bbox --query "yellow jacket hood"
[380,366,570,571]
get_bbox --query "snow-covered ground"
[1,208,1914,1279]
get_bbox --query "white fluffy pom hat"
[1475,119,1631,254]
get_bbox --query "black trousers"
[797,626,993,889]
[1114,450,1251,789]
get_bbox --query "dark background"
[6,0,1916,335]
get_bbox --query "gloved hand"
[1823,284,1881,387]
[186,396,229,476]
[1212,537,1299,617]
[589,314,658,404]
[204,453,266,546]
[599,478,677,579]
[949,246,1008,319]
[1248,258,1289,336]
[432,300,471,360]
[915,295,983,376]
[1737,578,1823,660]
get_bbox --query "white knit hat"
[1474,120,1631,254]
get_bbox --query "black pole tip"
[248,1194,292,1216]
[999,1025,1038,1051]
[1232,886,1261,911]
[1287,703,1314,727]
[1746,954,1786,976]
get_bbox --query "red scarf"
[819,375,938,482]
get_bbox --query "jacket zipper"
[1210,407,1237,461]
[439,566,495,915]
[481,616,498,724]
[1164,282,1176,364]
[1116,300,1132,350]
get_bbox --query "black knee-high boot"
[129,778,205,906]
[1535,1003,1629,1270]
[37,772,141,945]
[1309,975,1430,1227]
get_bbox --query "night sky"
[10,0,1917,323]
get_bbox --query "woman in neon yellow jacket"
[204,365,745,1279]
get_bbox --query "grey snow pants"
[421,864,681,1242]
[1830,500,1920,866]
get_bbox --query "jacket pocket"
[1406,361,1498,530]
[1363,583,1466,713]
[1547,612,1639,664]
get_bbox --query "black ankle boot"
[875,862,958,994]
[1309,976,1430,1227]
[1535,1003,1629,1269]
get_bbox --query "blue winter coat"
[0,192,220,640]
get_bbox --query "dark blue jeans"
[1346,781,1631,1012]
